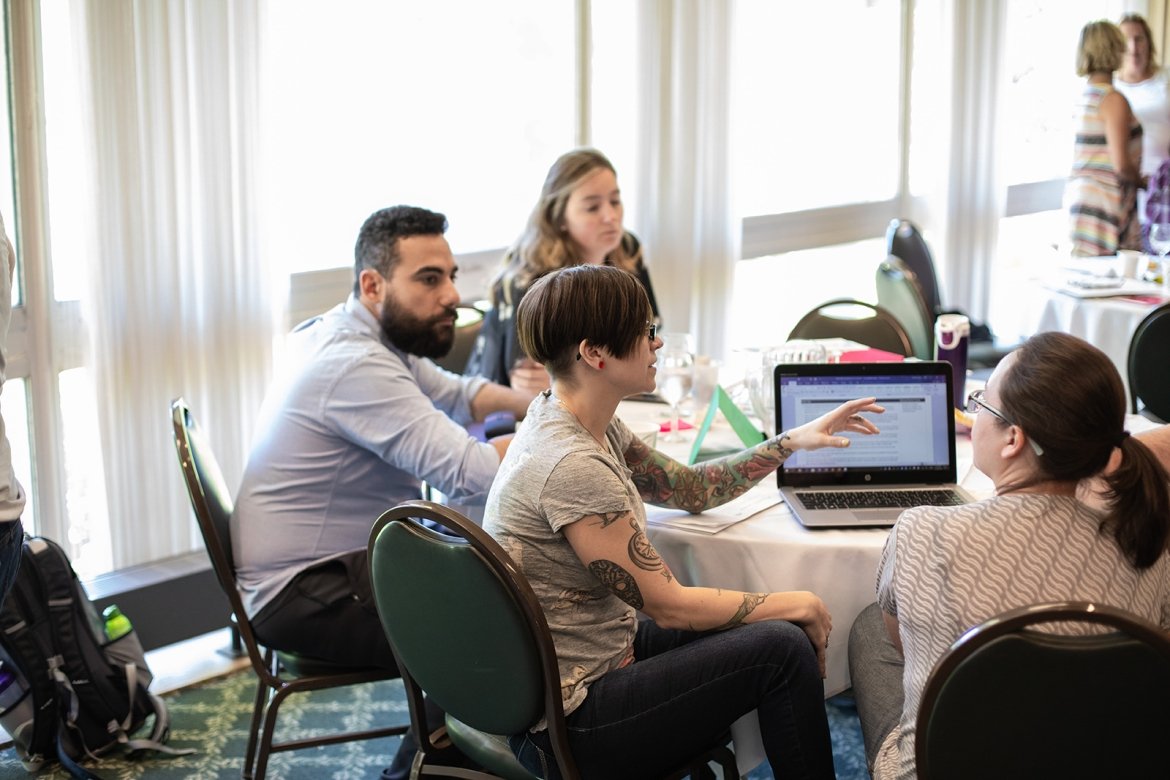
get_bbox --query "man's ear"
[358,268,382,301]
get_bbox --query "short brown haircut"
[516,264,652,381]
[1120,13,1157,64]
[1077,20,1125,77]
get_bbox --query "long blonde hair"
[490,148,641,305]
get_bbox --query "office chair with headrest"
[171,398,407,779]
[916,601,1170,780]
[368,500,739,780]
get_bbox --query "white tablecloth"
[1026,283,1162,399]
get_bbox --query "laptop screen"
[774,362,957,488]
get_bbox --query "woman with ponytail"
[848,332,1170,780]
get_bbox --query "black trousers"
[250,548,458,778]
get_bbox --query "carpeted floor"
[0,673,867,779]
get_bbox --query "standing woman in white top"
[1116,13,1170,217]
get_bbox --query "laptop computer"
[774,361,975,528]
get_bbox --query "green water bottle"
[102,604,132,641]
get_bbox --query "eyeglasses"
[966,389,1045,456]
[647,322,658,342]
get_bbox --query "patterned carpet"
[0,673,867,779]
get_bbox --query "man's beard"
[379,294,456,359]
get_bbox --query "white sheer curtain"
[913,0,1008,322]
[73,0,273,567]
[634,0,737,359]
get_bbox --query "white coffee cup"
[1118,249,1142,279]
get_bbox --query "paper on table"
[645,487,782,535]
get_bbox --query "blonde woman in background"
[465,148,659,396]
[1066,19,1144,256]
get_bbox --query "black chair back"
[1128,302,1170,422]
[916,601,1170,780]
[886,218,943,316]
[788,298,914,357]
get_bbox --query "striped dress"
[1066,82,1143,256]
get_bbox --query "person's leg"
[251,549,395,669]
[0,518,22,612]
[249,549,459,780]
[848,602,905,770]
[518,619,833,780]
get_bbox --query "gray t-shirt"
[484,391,640,722]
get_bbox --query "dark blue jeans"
[0,519,23,613]
[510,618,834,779]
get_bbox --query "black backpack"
[0,534,193,778]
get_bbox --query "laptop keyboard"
[795,489,967,510]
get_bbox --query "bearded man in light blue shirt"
[232,207,528,768]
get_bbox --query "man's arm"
[470,380,531,422]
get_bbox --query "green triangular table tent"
[686,385,767,465]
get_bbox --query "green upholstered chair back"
[916,601,1170,780]
[368,502,553,739]
[876,255,935,361]
[1128,302,1170,422]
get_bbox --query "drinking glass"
[1148,223,1170,286]
[656,333,694,441]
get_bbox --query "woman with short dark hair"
[484,264,883,778]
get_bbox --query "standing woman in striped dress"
[1066,19,1144,256]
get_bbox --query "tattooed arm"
[626,396,884,512]
[563,509,833,675]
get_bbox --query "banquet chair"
[170,398,407,780]
[433,304,486,375]
[916,601,1170,780]
[1127,302,1170,422]
[885,218,1011,368]
[788,298,914,357]
[368,500,739,780]
[875,256,934,360]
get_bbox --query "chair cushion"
[277,650,382,677]
[445,715,538,780]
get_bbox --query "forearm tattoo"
[589,560,645,609]
[627,518,673,582]
[624,431,789,513]
[712,592,768,631]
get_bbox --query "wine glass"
[656,333,694,441]
[1149,223,1170,290]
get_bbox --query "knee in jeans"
[745,620,818,668]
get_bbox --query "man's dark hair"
[353,206,448,294]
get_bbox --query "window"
[259,0,578,275]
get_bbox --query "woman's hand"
[509,358,551,397]
[777,591,833,678]
[784,396,884,452]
